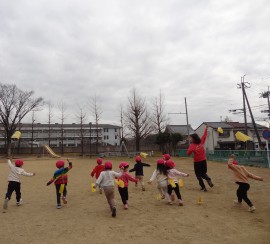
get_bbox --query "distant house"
[165,125,195,145]
[195,122,268,151]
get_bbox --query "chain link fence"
[176,149,269,168]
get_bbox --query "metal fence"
[176,149,269,168]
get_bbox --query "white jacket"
[96,170,123,188]
[149,169,167,184]
[7,160,34,182]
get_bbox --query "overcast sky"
[0,0,269,129]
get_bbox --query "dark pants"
[118,187,128,205]
[5,181,21,202]
[55,184,67,205]
[236,182,253,207]
[194,160,211,189]
[168,183,182,200]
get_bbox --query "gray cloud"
[0,0,269,128]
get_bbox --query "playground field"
[0,156,269,244]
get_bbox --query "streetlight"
[89,122,92,158]
[168,97,190,145]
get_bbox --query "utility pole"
[168,97,190,145]
[243,87,263,147]
[260,86,270,119]
[237,75,248,135]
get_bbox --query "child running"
[129,156,150,191]
[148,159,169,200]
[117,162,138,210]
[227,156,263,212]
[94,161,123,217]
[46,159,73,209]
[90,158,105,194]
[187,125,214,192]
[165,160,189,206]
[3,158,35,211]
[163,154,171,162]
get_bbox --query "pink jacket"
[187,127,207,162]
[118,172,138,187]
[167,168,188,183]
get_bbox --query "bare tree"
[90,95,102,154]
[119,104,125,143]
[30,110,36,154]
[58,101,67,155]
[47,102,54,147]
[152,91,167,133]
[125,89,153,151]
[0,83,43,156]
[75,105,87,156]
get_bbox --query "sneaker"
[99,189,103,194]
[179,199,184,206]
[16,198,23,206]
[207,180,214,188]
[248,206,256,213]
[62,196,67,204]
[233,200,242,205]
[168,201,173,205]
[3,198,9,210]
[161,194,165,200]
[57,204,62,209]
[124,204,128,210]
[112,207,116,217]
[200,188,207,192]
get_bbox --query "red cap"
[135,156,141,162]
[56,160,65,168]
[165,160,175,169]
[157,159,165,165]
[232,160,238,165]
[15,159,24,167]
[119,162,129,168]
[163,154,171,160]
[97,158,103,165]
[105,161,112,169]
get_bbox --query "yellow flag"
[217,127,223,134]
[140,152,148,158]
[91,183,96,193]
[168,178,176,188]
[198,196,203,205]
[179,179,184,188]
[11,131,21,140]
[115,179,125,188]
[235,131,252,142]
[59,184,65,194]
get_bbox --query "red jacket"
[118,172,138,187]
[187,127,207,162]
[90,165,105,179]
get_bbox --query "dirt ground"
[0,156,269,244]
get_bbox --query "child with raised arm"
[117,162,138,209]
[165,160,189,206]
[228,156,263,212]
[129,156,150,191]
[46,159,73,209]
[3,159,35,210]
[148,159,169,200]
[90,158,105,193]
[94,161,123,217]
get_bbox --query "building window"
[115,129,117,132]
[218,130,230,138]
[115,135,117,139]
[104,128,108,133]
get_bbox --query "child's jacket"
[91,165,105,179]
[228,163,262,183]
[48,162,73,185]
[7,160,34,182]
